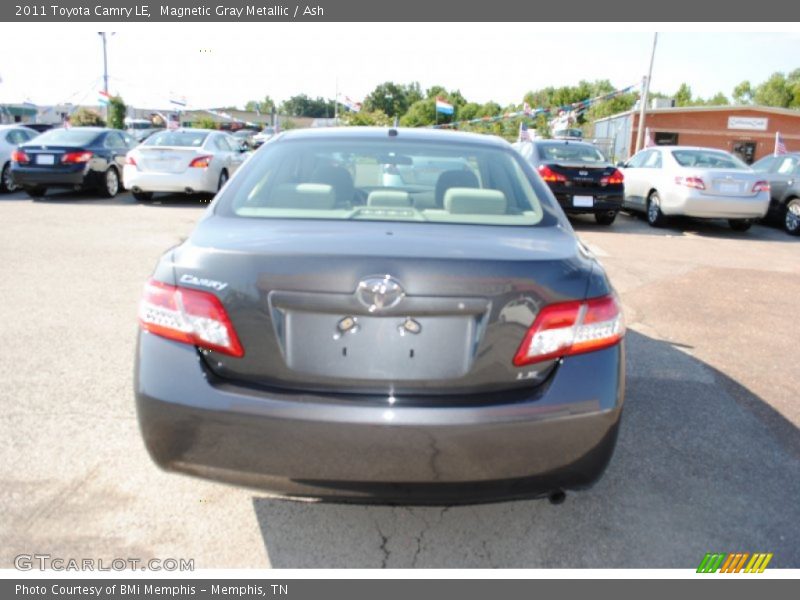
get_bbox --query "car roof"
[642,145,733,152]
[277,126,509,148]
[0,124,37,131]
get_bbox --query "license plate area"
[36,154,55,165]
[716,182,742,194]
[282,312,475,380]
[573,195,594,207]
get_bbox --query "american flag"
[518,121,531,142]
[775,131,787,155]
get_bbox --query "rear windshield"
[144,131,208,147]
[217,138,547,226]
[30,128,100,146]
[537,143,606,163]
[671,149,747,169]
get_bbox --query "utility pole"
[98,32,110,93]
[634,32,658,154]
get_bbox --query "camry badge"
[356,275,405,313]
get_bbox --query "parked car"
[0,124,40,193]
[11,127,137,199]
[232,128,258,150]
[513,139,623,225]
[252,126,276,148]
[751,152,800,236]
[619,146,770,231]
[135,127,626,504]
[123,129,248,201]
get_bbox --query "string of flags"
[431,84,637,130]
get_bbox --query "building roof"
[593,104,800,124]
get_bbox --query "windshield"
[30,128,100,146]
[671,149,747,169]
[218,138,548,227]
[537,143,606,163]
[144,131,208,147]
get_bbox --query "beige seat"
[444,188,507,215]
[367,190,411,207]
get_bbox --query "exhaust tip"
[132,186,141,193]
[185,187,194,194]
[548,490,566,505]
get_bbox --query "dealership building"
[592,105,800,164]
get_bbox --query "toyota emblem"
[356,275,405,312]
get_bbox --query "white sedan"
[619,146,770,231]
[123,129,248,200]
[0,124,40,193]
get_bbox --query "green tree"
[705,92,729,106]
[245,96,276,114]
[107,95,127,130]
[70,107,105,127]
[341,109,392,127]
[732,81,754,105]
[400,98,436,127]
[754,72,792,107]
[193,116,217,129]
[280,94,336,118]
[363,82,419,118]
[674,83,694,107]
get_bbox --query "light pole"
[634,32,658,154]
[97,32,111,93]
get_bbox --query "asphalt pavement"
[1,189,798,568]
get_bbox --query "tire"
[24,185,47,199]
[784,198,800,236]
[594,211,617,226]
[217,170,228,192]
[99,167,120,198]
[728,219,752,232]
[646,191,667,227]
[132,190,154,202]
[0,161,19,193]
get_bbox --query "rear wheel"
[132,190,154,202]
[728,219,752,232]
[24,185,47,199]
[594,211,617,226]
[217,170,228,192]
[646,191,667,227]
[784,198,800,236]
[99,167,120,198]
[0,161,19,193]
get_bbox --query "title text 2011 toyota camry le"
[135,128,625,504]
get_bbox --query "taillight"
[61,151,93,164]
[537,165,567,183]
[11,150,30,164]
[752,180,769,193]
[138,279,244,358]
[512,294,624,366]
[675,176,705,190]
[189,155,212,168]
[601,169,624,186]
[125,155,137,166]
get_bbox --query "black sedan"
[751,152,800,235]
[11,127,138,199]
[135,127,626,505]
[513,139,624,225]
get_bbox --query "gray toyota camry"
[135,127,625,504]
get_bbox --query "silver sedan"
[619,146,770,231]
[123,129,248,201]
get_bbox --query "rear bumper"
[123,166,217,194]
[551,190,623,215]
[10,164,94,187]
[135,332,625,504]
[663,189,770,219]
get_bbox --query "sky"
[1,24,799,110]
